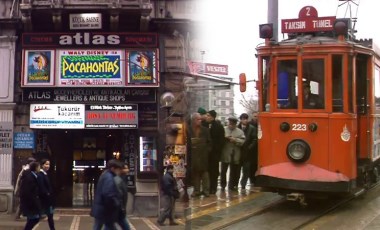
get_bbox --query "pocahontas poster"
[23,50,55,86]
[126,50,158,86]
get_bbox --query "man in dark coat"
[206,110,225,194]
[157,165,179,226]
[20,161,42,230]
[189,112,211,197]
[91,159,124,230]
[238,113,258,190]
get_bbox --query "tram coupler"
[286,193,307,206]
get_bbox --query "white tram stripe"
[70,215,80,230]
[32,222,40,230]
[128,219,137,230]
[142,218,160,230]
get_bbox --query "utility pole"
[267,0,278,42]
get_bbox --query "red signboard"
[281,6,336,33]
[205,63,228,75]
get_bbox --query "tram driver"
[302,81,323,109]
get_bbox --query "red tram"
[254,6,380,202]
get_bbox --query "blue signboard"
[14,132,35,149]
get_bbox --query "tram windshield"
[277,58,325,110]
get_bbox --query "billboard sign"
[30,104,85,129]
[57,50,124,86]
[85,104,138,129]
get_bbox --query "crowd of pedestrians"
[189,108,259,196]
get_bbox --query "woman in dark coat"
[38,159,55,230]
[20,161,42,230]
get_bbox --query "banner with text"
[85,104,138,129]
[57,50,124,86]
[30,104,85,129]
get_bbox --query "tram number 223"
[292,124,307,131]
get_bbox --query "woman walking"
[38,159,56,230]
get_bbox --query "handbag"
[173,188,180,199]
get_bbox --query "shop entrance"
[44,129,124,207]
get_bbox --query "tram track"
[216,182,380,230]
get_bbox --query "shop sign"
[30,104,85,129]
[57,50,124,87]
[69,13,102,30]
[14,132,35,149]
[126,50,159,87]
[22,88,156,103]
[22,32,158,48]
[85,104,138,129]
[22,50,55,86]
[0,123,13,153]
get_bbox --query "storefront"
[19,31,163,214]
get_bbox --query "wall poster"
[57,50,124,86]
[23,50,55,86]
[126,50,159,87]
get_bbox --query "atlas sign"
[22,32,158,48]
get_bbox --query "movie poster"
[126,50,158,86]
[23,50,55,86]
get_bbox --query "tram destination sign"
[22,88,156,103]
[281,6,336,33]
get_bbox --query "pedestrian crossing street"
[30,215,185,230]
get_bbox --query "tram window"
[348,58,353,113]
[332,55,343,112]
[375,68,380,114]
[261,57,271,111]
[356,55,368,114]
[277,60,298,109]
[302,59,325,109]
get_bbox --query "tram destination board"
[22,88,156,103]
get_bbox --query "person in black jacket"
[91,159,124,230]
[38,159,55,230]
[238,113,258,190]
[206,110,225,194]
[114,165,131,230]
[20,161,42,230]
[157,165,179,226]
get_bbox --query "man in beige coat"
[220,117,245,191]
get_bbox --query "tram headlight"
[280,122,290,132]
[286,140,311,163]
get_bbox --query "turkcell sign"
[30,104,85,129]
[85,104,138,129]
[57,50,124,86]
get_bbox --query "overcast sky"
[196,0,376,114]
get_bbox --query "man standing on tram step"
[238,113,258,190]
[206,110,225,194]
[91,159,124,230]
[197,107,209,127]
[250,112,259,184]
[221,117,245,191]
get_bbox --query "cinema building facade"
[0,0,218,216]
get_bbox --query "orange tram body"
[254,6,380,200]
